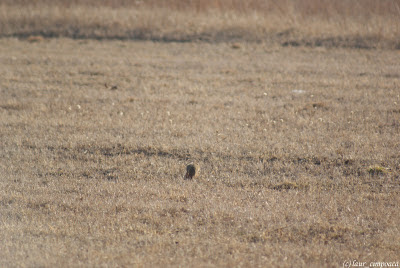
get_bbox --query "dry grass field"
[1,1,400,267]
[1,0,400,48]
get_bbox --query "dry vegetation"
[1,37,399,268]
[1,1,400,267]
[1,0,400,48]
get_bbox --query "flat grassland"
[1,1,400,267]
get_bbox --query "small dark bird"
[184,164,200,180]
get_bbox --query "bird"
[184,163,200,180]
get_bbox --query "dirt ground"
[0,38,399,267]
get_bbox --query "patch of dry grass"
[0,0,400,48]
[0,38,399,266]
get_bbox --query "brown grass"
[1,36,399,267]
[1,0,400,48]
[1,1,400,266]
